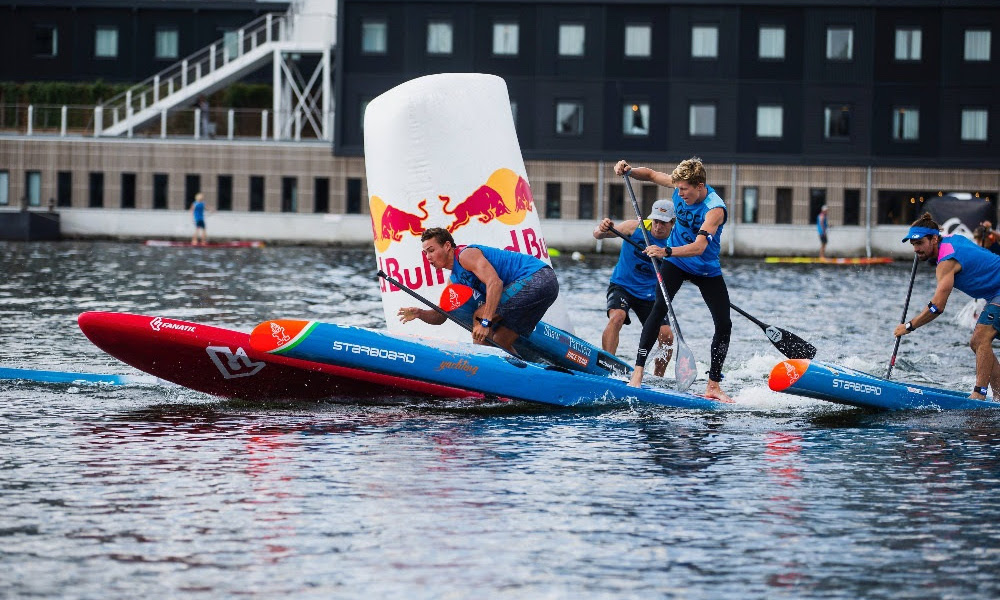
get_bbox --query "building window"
[809,188,827,224]
[185,174,200,208]
[25,171,41,207]
[314,177,330,213]
[775,188,793,224]
[281,177,298,212]
[222,30,239,60]
[964,30,991,62]
[545,183,561,218]
[35,25,58,57]
[0,170,8,206]
[742,187,758,224]
[362,19,388,54]
[346,178,362,214]
[843,189,860,225]
[88,172,104,208]
[153,174,168,209]
[559,23,585,57]
[756,105,783,138]
[427,21,453,55]
[217,175,233,211]
[95,26,118,58]
[625,24,651,58]
[895,28,921,61]
[826,27,853,61]
[578,183,594,220]
[155,28,179,59]
[493,22,519,56]
[607,184,624,220]
[249,176,265,212]
[689,103,716,137]
[759,26,785,60]
[556,101,583,135]
[121,173,135,208]
[510,101,518,128]
[57,171,72,207]
[824,104,851,139]
[692,25,718,59]
[961,108,988,141]
[892,107,919,140]
[623,102,649,136]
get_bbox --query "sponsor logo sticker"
[206,346,266,379]
[149,316,196,333]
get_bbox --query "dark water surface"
[3,241,1000,599]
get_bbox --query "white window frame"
[823,105,852,139]
[95,26,118,58]
[222,30,238,60]
[895,28,922,61]
[961,108,988,142]
[826,27,853,61]
[427,21,453,55]
[756,105,783,138]
[35,25,58,57]
[892,106,920,141]
[689,103,717,137]
[493,22,519,56]
[692,25,718,59]
[0,170,8,206]
[155,28,179,60]
[362,19,388,54]
[559,23,586,57]
[556,101,584,136]
[964,29,991,62]
[624,23,651,58]
[26,171,41,207]
[759,26,785,60]
[623,102,650,136]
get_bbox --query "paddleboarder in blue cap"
[893,212,1000,400]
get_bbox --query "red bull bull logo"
[370,196,430,253]
[439,168,535,233]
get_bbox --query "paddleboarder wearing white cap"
[594,199,676,376]
[893,212,1000,399]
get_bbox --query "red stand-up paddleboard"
[78,312,479,401]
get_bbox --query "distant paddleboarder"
[893,213,1000,400]
[398,227,558,354]
[817,204,829,260]
[190,192,208,246]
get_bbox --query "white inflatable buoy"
[571,251,584,262]
[363,73,573,339]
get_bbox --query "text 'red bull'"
[379,252,447,293]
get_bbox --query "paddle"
[886,254,919,379]
[621,172,698,391]
[604,225,817,360]
[377,269,524,362]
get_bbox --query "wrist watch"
[479,317,492,327]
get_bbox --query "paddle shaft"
[377,270,522,359]
[606,224,817,360]
[886,253,920,379]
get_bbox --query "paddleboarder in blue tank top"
[593,200,676,376]
[190,192,208,246]
[398,227,558,354]
[894,213,1000,400]
[614,157,732,402]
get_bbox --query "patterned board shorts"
[977,302,1000,333]
[495,267,559,337]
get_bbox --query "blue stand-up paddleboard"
[250,320,724,410]
[769,359,1000,410]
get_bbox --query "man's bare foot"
[704,380,733,403]
[628,367,644,388]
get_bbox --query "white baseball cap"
[647,199,676,222]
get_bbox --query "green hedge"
[0,81,272,108]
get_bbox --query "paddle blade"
[763,325,817,360]
[674,342,698,392]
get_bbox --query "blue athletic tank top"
[610,221,669,300]
[666,185,727,277]
[449,245,546,295]
[193,201,205,222]
[937,235,1000,300]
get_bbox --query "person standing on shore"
[817,204,829,260]
[593,200,676,376]
[613,157,732,402]
[190,192,208,246]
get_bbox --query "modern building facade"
[1,0,998,252]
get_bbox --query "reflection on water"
[3,241,1000,598]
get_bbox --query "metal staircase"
[97,0,334,140]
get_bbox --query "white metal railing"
[0,103,326,141]
[96,12,291,134]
